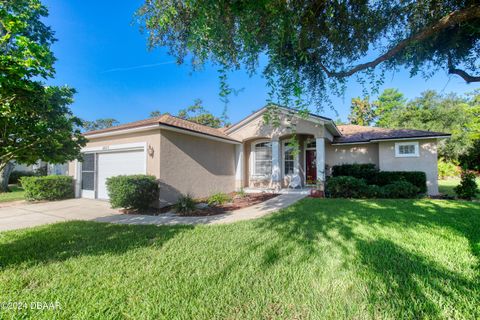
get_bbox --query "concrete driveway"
[0,199,121,232]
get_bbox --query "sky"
[43,0,478,125]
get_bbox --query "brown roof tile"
[84,114,239,142]
[333,124,450,144]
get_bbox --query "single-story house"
[68,106,450,205]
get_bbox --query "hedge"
[106,175,159,210]
[20,175,74,201]
[331,164,427,194]
[326,176,420,199]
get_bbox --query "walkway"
[95,193,307,226]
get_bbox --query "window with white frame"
[283,142,296,175]
[253,142,272,176]
[395,142,419,157]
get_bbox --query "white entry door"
[96,150,145,200]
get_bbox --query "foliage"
[373,89,407,128]
[331,164,378,183]
[81,118,119,132]
[382,181,420,199]
[438,160,460,179]
[0,0,86,190]
[106,175,159,210]
[364,184,385,198]
[149,110,162,118]
[348,97,375,126]
[137,1,480,110]
[174,193,196,215]
[20,175,74,201]
[326,176,369,198]
[374,171,427,194]
[236,188,247,199]
[177,99,224,128]
[207,192,232,206]
[459,139,480,171]
[454,170,479,200]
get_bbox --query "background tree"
[177,99,224,128]
[82,118,119,132]
[149,110,162,118]
[137,1,480,110]
[374,89,407,128]
[372,89,479,162]
[0,0,86,192]
[347,97,375,126]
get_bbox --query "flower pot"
[310,189,324,198]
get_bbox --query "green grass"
[0,185,25,203]
[439,178,480,199]
[0,199,479,319]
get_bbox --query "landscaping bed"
[184,192,278,216]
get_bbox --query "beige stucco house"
[68,106,450,205]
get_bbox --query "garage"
[80,146,146,200]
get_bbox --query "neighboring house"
[68,106,450,206]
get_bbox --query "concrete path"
[0,199,120,232]
[96,193,307,226]
[0,193,306,232]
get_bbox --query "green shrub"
[373,171,427,194]
[326,176,369,198]
[454,170,479,200]
[207,192,232,206]
[331,164,378,183]
[20,175,74,201]
[174,194,196,215]
[438,160,460,179]
[106,175,158,210]
[9,171,36,185]
[382,181,420,199]
[364,185,385,198]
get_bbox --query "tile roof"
[83,114,240,142]
[333,124,450,144]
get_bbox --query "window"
[284,142,296,175]
[81,153,95,190]
[253,142,272,176]
[395,142,419,157]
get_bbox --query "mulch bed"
[122,193,279,216]
[184,193,279,216]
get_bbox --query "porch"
[234,134,326,191]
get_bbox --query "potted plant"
[310,179,325,198]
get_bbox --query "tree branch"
[448,67,480,83]
[320,4,480,79]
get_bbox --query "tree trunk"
[0,162,14,193]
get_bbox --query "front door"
[305,149,317,185]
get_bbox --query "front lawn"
[0,199,478,319]
[439,178,480,199]
[0,185,25,203]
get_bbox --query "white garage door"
[97,150,145,200]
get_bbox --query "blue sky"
[43,0,477,124]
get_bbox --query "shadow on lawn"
[0,221,192,269]
[255,198,480,318]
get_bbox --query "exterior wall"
[159,130,236,205]
[68,129,161,179]
[378,140,439,195]
[325,143,379,174]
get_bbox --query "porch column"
[316,137,325,188]
[271,139,281,190]
[234,144,244,190]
